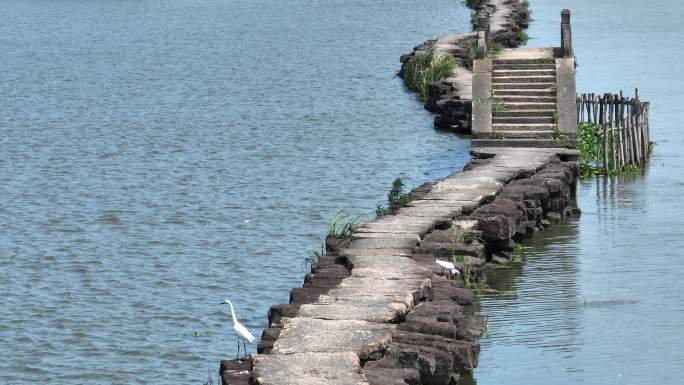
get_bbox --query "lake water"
[474,1,684,384]
[0,0,472,383]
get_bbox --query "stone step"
[493,109,555,117]
[472,138,578,149]
[493,82,556,89]
[495,95,556,103]
[493,58,556,65]
[492,76,556,84]
[493,63,556,70]
[494,88,555,97]
[488,130,555,139]
[252,352,370,385]
[493,116,555,124]
[493,69,556,77]
[492,123,557,131]
[502,102,556,110]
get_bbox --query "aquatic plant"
[576,123,642,178]
[303,243,325,271]
[327,210,364,239]
[510,242,523,262]
[402,46,456,102]
[376,178,410,217]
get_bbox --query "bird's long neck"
[225,300,237,323]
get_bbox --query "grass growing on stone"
[491,131,506,139]
[327,210,364,239]
[453,255,488,290]
[488,42,504,58]
[402,46,456,102]
[492,99,508,113]
[516,30,530,45]
[376,178,410,217]
[464,262,488,290]
[451,229,466,243]
[304,244,324,271]
[535,58,555,65]
[552,126,569,140]
[451,229,484,244]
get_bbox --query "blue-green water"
[0,0,472,383]
[474,2,684,384]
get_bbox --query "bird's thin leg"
[242,339,246,358]
[236,338,239,360]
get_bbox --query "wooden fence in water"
[577,89,651,172]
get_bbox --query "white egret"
[436,259,460,278]
[220,299,255,360]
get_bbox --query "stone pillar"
[472,59,492,137]
[561,9,572,58]
[476,11,489,59]
[556,58,577,135]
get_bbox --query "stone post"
[561,9,572,58]
[476,11,489,59]
[556,58,577,135]
[472,58,492,137]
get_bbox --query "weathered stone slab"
[338,248,414,258]
[252,352,369,385]
[348,237,419,250]
[422,190,492,202]
[351,232,421,242]
[272,318,395,360]
[297,301,406,323]
[329,278,431,304]
[407,199,480,214]
[351,267,432,280]
[347,255,421,269]
[357,215,442,236]
[395,206,462,219]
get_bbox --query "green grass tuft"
[535,58,555,65]
[492,99,508,113]
[327,210,364,239]
[376,178,410,217]
[488,42,504,58]
[402,46,456,102]
[516,30,530,45]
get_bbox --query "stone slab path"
[250,147,576,385]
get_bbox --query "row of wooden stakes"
[576,89,651,172]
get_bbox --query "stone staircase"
[491,58,557,139]
[471,47,577,149]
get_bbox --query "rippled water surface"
[474,1,684,384]
[0,0,472,383]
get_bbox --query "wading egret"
[436,259,460,278]
[220,299,255,360]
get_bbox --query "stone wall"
[219,147,579,385]
[398,0,531,134]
